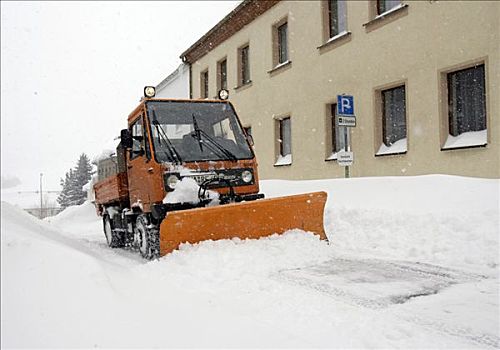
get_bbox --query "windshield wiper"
[192,115,204,152]
[152,110,182,164]
[192,114,238,162]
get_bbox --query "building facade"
[181,0,499,179]
[155,63,190,99]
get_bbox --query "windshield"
[146,101,254,163]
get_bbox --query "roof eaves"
[180,0,279,64]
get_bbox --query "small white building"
[155,63,190,99]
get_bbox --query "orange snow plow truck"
[93,89,327,259]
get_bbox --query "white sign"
[337,151,354,166]
[337,115,356,127]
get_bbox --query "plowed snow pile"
[1,175,499,348]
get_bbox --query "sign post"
[336,95,356,178]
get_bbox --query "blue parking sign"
[337,95,354,116]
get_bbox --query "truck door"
[127,114,155,212]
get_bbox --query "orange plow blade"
[159,191,328,255]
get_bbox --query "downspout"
[181,55,193,99]
[189,63,193,99]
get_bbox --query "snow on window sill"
[375,3,407,19]
[234,80,252,92]
[363,3,408,29]
[441,130,488,151]
[274,154,292,167]
[325,152,338,161]
[268,60,292,76]
[317,31,351,51]
[375,138,408,157]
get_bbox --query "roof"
[156,63,189,91]
[180,0,279,64]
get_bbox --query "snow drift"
[1,175,499,348]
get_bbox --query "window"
[130,117,144,160]
[147,101,253,162]
[142,116,151,160]
[275,117,292,165]
[213,118,236,141]
[277,22,288,64]
[217,59,227,91]
[327,104,348,159]
[327,0,347,38]
[364,0,407,31]
[377,85,407,155]
[271,19,290,69]
[238,45,251,86]
[201,70,209,98]
[377,0,401,15]
[280,118,291,157]
[447,64,486,137]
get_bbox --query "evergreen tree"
[57,153,94,209]
[75,153,93,192]
[65,168,81,206]
[57,171,71,209]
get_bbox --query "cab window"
[130,117,144,160]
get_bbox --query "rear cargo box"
[94,172,128,205]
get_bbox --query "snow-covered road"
[2,175,499,348]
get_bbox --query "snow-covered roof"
[156,63,188,91]
[91,138,120,164]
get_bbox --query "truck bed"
[94,172,129,205]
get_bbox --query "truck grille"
[164,168,254,190]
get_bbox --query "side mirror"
[120,129,133,149]
[246,134,254,146]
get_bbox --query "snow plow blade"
[159,191,328,255]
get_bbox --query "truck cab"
[121,98,261,214]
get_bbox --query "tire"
[103,215,124,248]
[135,215,160,260]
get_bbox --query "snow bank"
[331,206,498,271]
[261,175,499,272]
[2,175,499,348]
[47,200,97,226]
[149,230,333,286]
[1,202,130,348]
[260,174,498,215]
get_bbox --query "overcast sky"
[1,1,240,192]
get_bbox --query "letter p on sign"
[337,95,354,116]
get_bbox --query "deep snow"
[1,175,499,348]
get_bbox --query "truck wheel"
[103,215,124,248]
[135,215,160,260]
[136,215,152,259]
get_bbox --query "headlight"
[218,89,229,100]
[241,170,253,183]
[144,86,156,98]
[165,174,179,190]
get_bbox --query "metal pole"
[344,128,350,178]
[39,173,43,219]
